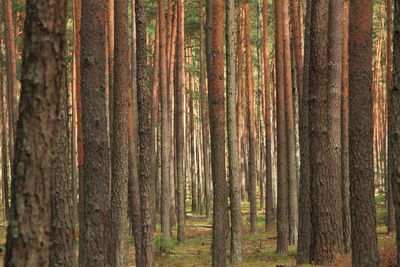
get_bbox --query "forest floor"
[0,195,395,266]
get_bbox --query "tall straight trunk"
[73,0,84,223]
[3,0,17,189]
[136,0,155,264]
[208,0,229,265]
[108,0,115,141]
[390,1,400,265]
[199,0,212,219]
[291,0,303,94]
[275,0,289,255]
[282,0,298,245]
[51,15,77,265]
[151,3,160,225]
[129,1,143,265]
[110,0,130,264]
[5,0,67,265]
[349,0,379,266]
[79,0,111,265]
[309,0,344,264]
[341,0,351,254]
[159,0,171,238]
[176,0,185,242]
[297,0,312,263]
[188,51,197,214]
[226,0,243,263]
[0,13,10,221]
[262,0,274,229]
[386,0,396,234]
[244,1,258,234]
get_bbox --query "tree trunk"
[297,0,311,263]
[199,0,212,219]
[390,1,400,265]
[309,0,344,264]
[159,0,171,238]
[244,1,258,234]
[386,0,396,234]
[136,0,155,264]
[262,0,274,229]
[208,0,229,265]
[341,0,351,254]
[128,1,143,265]
[349,0,380,265]
[5,0,67,265]
[282,0,298,245]
[176,0,186,242]
[3,0,17,195]
[109,0,130,264]
[227,0,243,263]
[79,0,111,265]
[275,0,289,255]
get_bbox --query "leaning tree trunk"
[5,0,68,265]
[226,0,243,263]
[349,0,380,266]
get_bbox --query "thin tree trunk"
[341,0,351,254]
[159,0,171,238]
[5,0,67,265]
[109,0,130,264]
[199,0,212,219]
[208,0,229,265]
[275,0,289,255]
[297,0,312,263]
[227,0,243,263]
[390,1,400,265]
[282,0,298,245]
[349,0,380,265]
[386,0,396,234]
[176,0,186,242]
[262,0,274,229]
[244,1,258,234]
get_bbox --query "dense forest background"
[0,0,399,266]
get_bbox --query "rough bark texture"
[128,2,143,265]
[109,0,130,264]
[349,0,380,266]
[136,0,155,265]
[297,0,312,263]
[282,0,298,245]
[226,0,243,263]
[309,0,344,264]
[176,0,186,242]
[262,0,274,229]
[159,0,171,238]
[5,0,67,265]
[244,2,258,234]
[4,0,17,177]
[51,17,77,266]
[199,0,212,219]
[275,0,289,255]
[341,0,351,254]
[79,0,111,265]
[386,0,396,235]
[391,2,400,265]
[208,0,229,265]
